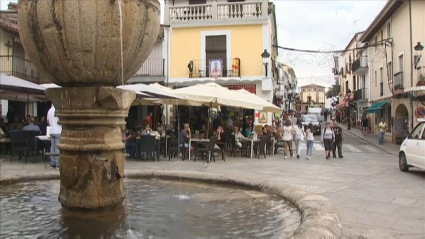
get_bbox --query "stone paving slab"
[0,132,424,238]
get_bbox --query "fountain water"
[17,0,161,210]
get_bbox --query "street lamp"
[261,49,270,77]
[414,42,424,69]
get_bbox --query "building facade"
[360,0,425,143]
[275,63,298,112]
[164,0,278,125]
[335,31,369,124]
[0,3,45,118]
[300,84,325,111]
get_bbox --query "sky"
[1,0,387,87]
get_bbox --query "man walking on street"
[47,104,62,169]
[332,122,344,158]
[362,115,369,138]
[378,118,387,145]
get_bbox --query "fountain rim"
[0,170,342,238]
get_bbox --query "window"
[387,61,392,84]
[189,0,206,4]
[380,67,383,96]
[387,22,391,38]
[409,122,425,139]
[398,54,404,73]
[375,71,377,87]
[205,35,227,77]
[380,30,384,41]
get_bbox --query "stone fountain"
[17,0,160,210]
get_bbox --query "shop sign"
[415,107,425,121]
[227,85,256,94]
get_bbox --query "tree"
[326,84,340,99]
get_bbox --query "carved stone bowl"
[18,0,160,86]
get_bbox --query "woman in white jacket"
[293,119,304,159]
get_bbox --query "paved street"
[1,131,424,238]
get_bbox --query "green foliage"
[326,84,341,99]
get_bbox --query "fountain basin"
[0,171,342,238]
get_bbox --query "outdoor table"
[188,138,210,160]
[240,138,260,158]
[35,135,50,160]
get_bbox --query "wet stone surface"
[0,179,301,238]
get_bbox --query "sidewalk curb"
[342,128,398,156]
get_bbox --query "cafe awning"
[364,100,389,114]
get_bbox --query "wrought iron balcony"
[188,58,241,78]
[353,88,368,101]
[352,56,368,75]
[165,0,268,24]
[394,71,404,94]
[0,55,49,84]
[133,58,165,76]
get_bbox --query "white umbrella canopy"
[234,89,282,113]
[172,82,264,110]
[118,84,183,100]
[1,73,46,94]
[148,83,202,106]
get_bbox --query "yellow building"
[300,84,325,111]
[164,0,278,125]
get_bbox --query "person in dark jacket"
[332,122,344,158]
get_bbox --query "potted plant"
[417,74,425,86]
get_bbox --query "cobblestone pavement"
[1,132,424,238]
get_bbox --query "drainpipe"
[409,0,414,131]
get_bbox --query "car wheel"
[399,152,409,172]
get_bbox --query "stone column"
[46,87,135,211]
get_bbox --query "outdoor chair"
[139,135,156,161]
[195,136,217,162]
[254,135,270,159]
[229,135,249,157]
[10,130,40,163]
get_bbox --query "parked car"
[307,107,324,122]
[399,121,425,172]
[301,114,321,135]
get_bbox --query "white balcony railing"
[166,1,268,24]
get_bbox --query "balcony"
[188,58,241,78]
[134,58,164,76]
[0,55,48,84]
[352,57,368,75]
[353,88,368,101]
[165,1,268,25]
[394,71,404,95]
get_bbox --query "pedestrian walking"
[305,123,314,159]
[321,122,335,160]
[282,119,294,159]
[47,104,62,169]
[293,119,304,159]
[378,118,387,144]
[361,116,369,138]
[336,110,341,123]
[324,109,328,122]
[332,122,344,158]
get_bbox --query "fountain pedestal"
[46,87,135,210]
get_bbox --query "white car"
[399,121,425,172]
[307,107,324,122]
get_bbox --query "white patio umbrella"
[172,82,264,110]
[1,73,46,94]
[118,84,183,100]
[234,89,282,113]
